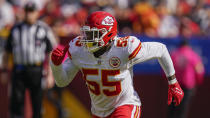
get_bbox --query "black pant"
[168,88,195,118]
[10,65,43,118]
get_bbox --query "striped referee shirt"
[5,20,57,65]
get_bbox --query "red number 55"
[82,68,121,96]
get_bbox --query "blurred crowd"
[0,0,210,39]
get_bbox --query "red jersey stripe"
[129,42,142,60]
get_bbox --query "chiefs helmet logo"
[102,16,114,26]
[109,57,121,68]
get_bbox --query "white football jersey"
[50,36,175,117]
[68,36,142,117]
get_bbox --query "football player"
[50,11,184,118]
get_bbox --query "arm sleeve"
[130,42,175,77]
[45,27,57,52]
[50,58,79,87]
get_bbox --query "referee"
[2,2,57,118]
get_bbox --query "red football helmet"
[80,11,117,52]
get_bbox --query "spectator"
[199,7,210,35]
[0,0,15,74]
[60,3,81,36]
[40,0,62,26]
[0,0,14,30]
[114,6,133,35]
[165,0,178,14]
[133,1,160,36]
[9,0,48,9]
[2,2,57,118]
[179,16,201,38]
[157,4,179,38]
[169,38,205,118]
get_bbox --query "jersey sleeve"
[42,22,57,53]
[128,38,175,77]
[45,28,57,52]
[50,58,79,87]
[50,39,80,87]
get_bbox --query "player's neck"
[93,41,112,58]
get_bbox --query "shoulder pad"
[115,36,141,48]
[68,36,83,58]
[69,36,83,47]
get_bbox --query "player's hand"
[168,81,184,106]
[51,45,69,66]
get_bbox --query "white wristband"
[168,78,177,85]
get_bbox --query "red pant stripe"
[134,106,139,118]
[137,106,141,118]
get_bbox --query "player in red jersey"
[50,11,184,118]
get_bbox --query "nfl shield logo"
[109,57,121,68]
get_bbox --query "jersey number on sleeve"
[116,36,129,47]
[82,68,121,96]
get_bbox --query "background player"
[168,39,205,118]
[50,11,184,118]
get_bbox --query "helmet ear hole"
[101,28,107,33]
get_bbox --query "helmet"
[80,11,117,53]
